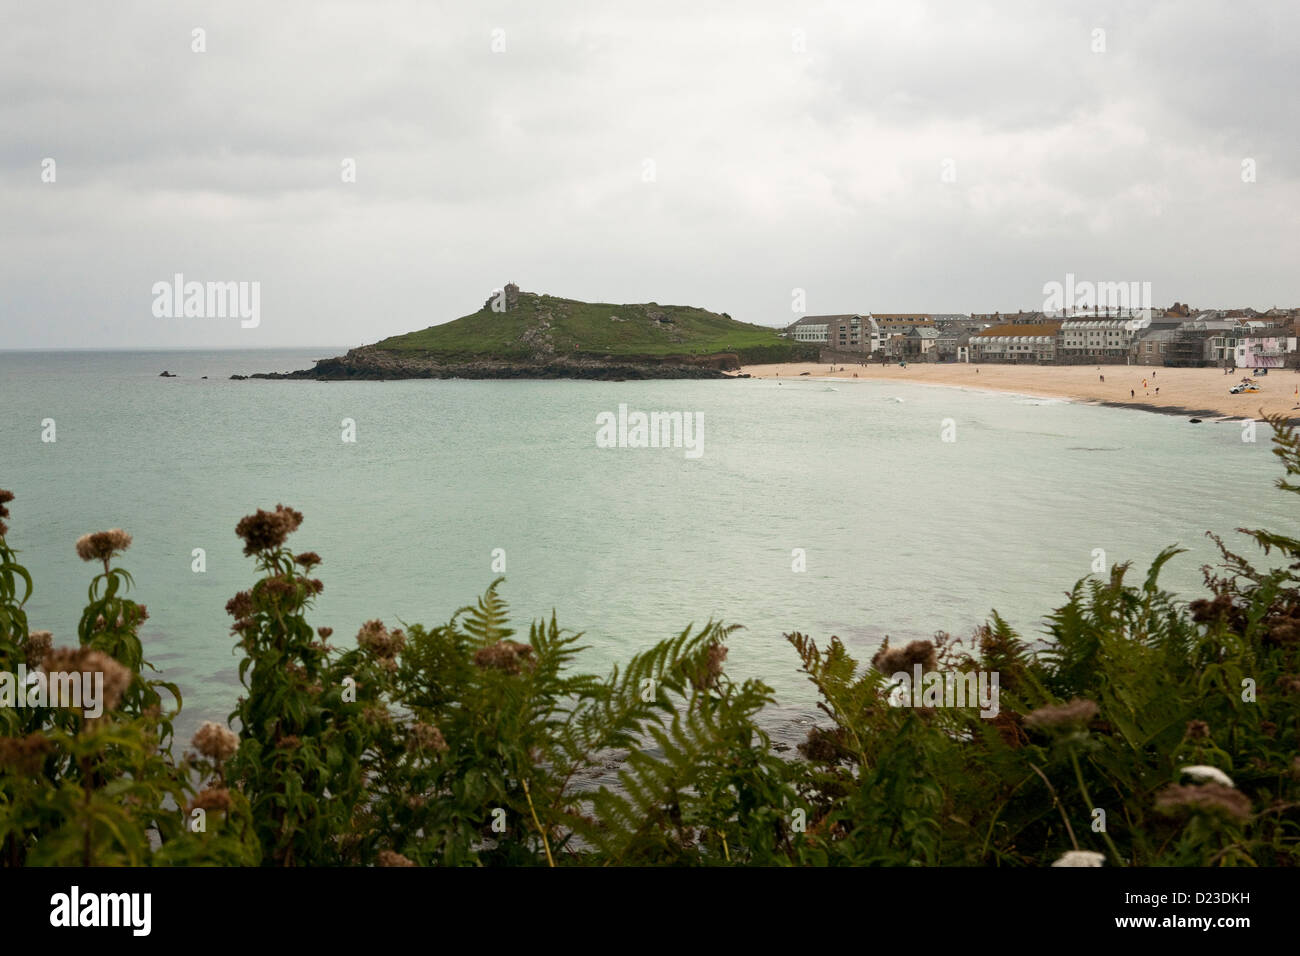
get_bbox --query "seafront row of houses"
[783,306,1300,368]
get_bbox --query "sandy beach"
[738,362,1300,422]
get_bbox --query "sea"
[2,349,1296,750]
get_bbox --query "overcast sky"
[2,0,1297,349]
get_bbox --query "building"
[971,321,1062,363]
[786,315,830,344]
[1056,316,1151,364]
[1132,325,1180,365]
[935,327,976,363]
[1167,318,1242,367]
[872,314,935,335]
[903,326,939,359]
[1215,326,1297,369]
[823,314,880,353]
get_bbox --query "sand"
[737,362,1300,422]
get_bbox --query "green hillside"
[370,289,803,363]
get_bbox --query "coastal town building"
[873,314,935,335]
[786,315,830,344]
[903,326,939,359]
[1132,324,1181,365]
[971,321,1062,363]
[1214,326,1297,369]
[825,314,880,353]
[935,327,976,362]
[1056,316,1151,364]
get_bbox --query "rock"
[1190,418,1202,423]
[230,374,247,380]
[159,371,176,377]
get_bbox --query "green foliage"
[371,292,808,363]
[2,415,1299,866]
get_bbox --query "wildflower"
[234,504,303,556]
[799,725,853,764]
[192,721,239,762]
[42,647,132,715]
[472,639,534,675]
[357,620,405,668]
[1024,698,1098,730]
[687,642,729,691]
[74,529,132,572]
[407,722,449,754]
[24,630,53,667]
[1185,720,1211,739]
[871,639,936,676]
[1155,782,1251,821]
[317,627,333,639]
[377,850,416,867]
[225,591,254,620]
[189,787,233,814]
[0,732,53,774]
[1180,765,1234,788]
[295,551,322,568]
[1051,850,1106,867]
[0,489,13,536]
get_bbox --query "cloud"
[1,0,1296,348]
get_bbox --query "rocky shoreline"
[246,346,740,381]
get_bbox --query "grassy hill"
[369,289,807,365]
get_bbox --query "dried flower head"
[472,639,534,675]
[74,529,133,571]
[0,489,13,536]
[189,787,233,814]
[799,725,853,764]
[871,639,937,676]
[295,551,322,569]
[1155,782,1251,821]
[377,850,416,867]
[234,504,303,556]
[0,732,54,774]
[357,620,405,668]
[1051,850,1106,867]
[1024,698,1099,731]
[1185,719,1211,740]
[24,630,54,667]
[41,646,132,715]
[317,627,333,639]
[225,591,254,620]
[192,721,239,762]
[407,722,449,754]
[688,642,729,691]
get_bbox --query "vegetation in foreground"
[1,419,1298,866]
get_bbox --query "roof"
[790,313,866,326]
[976,321,1063,338]
[908,327,939,338]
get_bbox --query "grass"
[370,293,807,363]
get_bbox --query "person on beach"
[1131,389,1135,397]
[1099,374,1104,382]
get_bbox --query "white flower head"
[1180,765,1235,788]
[1052,850,1106,867]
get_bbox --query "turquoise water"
[2,350,1296,748]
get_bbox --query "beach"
[739,362,1300,422]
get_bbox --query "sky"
[2,0,1297,349]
